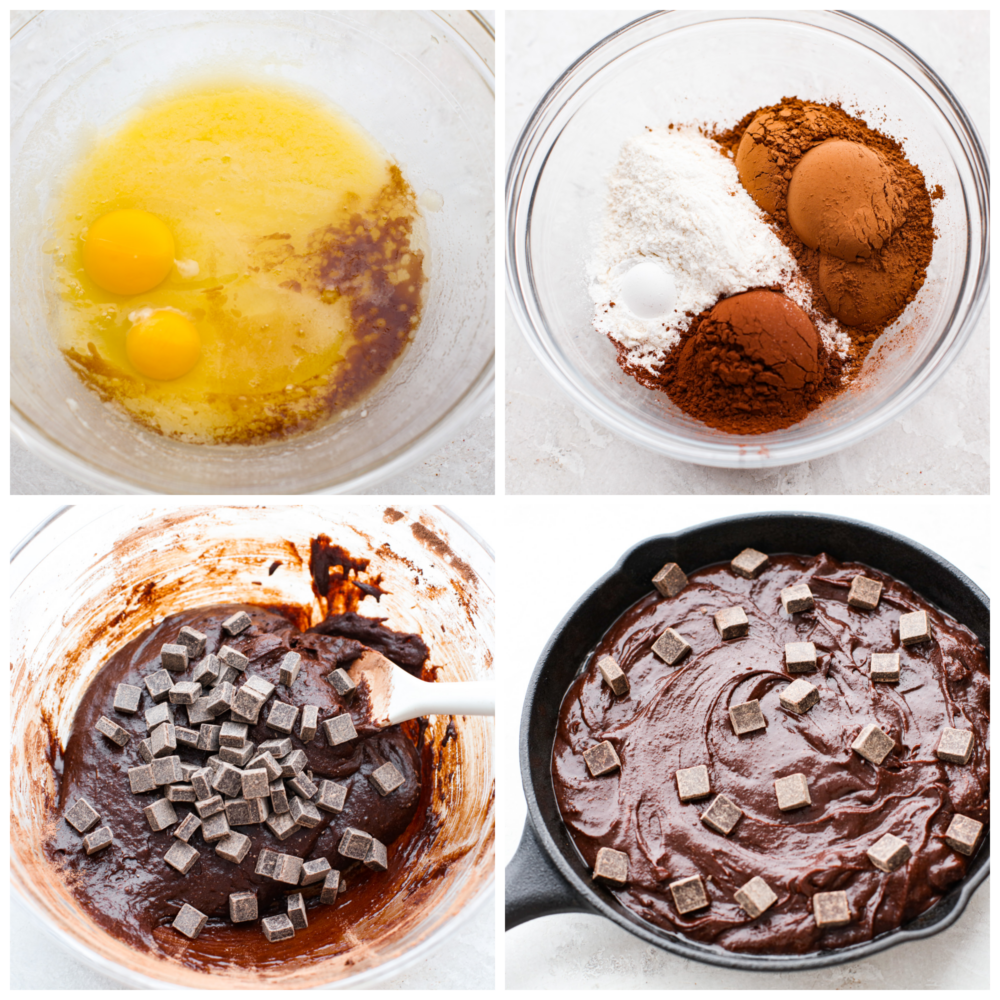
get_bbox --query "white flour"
[588,127,847,371]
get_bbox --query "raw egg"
[82,209,175,295]
[126,310,200,380]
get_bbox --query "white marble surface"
[501,497,990,989]
[505,11,989,495]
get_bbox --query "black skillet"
[506,513,990,971]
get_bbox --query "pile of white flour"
[587,127,847,372]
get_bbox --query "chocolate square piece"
[290,796,322,829]
[267,701,300,734]
[899,610,930,646]
[848,575,883,610]
[669,875,709,915]
[212,761,245,798]
[166,784,196,803]
[779,679,819,715]
[301,858,333,886]
[339,827,373,861]
[944,814,983,856]
[270,780,291,814]
[252,796,270,824]
[192,654,220,688]
[145,702,175,732]
[273,853,304,885]
[867,832,911,872]
[230,890,258,923]
[177,626,207,658]
[729,699,766,736]
[592,846,628,886]
[175,726,200,749]
[214,663,239,687]
[326,668,357,698]
[215,832,251,864]
[219,743,255,767]
[164,841,200,874]
[137,738,154,763]
[152,755,183,786]
[197,724,221,753]
[173,813,202,842]
[129,764,157,795]
[195,795,225,818]
[219,721,248,746]
[851,723,894,765]
[169,681,202,705]
[651,628,692,666]
[870,653,900,683]
[190,768,213,800]
[95,715,130,747]
[287,772,318,800]
[173,903,208,940]
[583,741,621,778]
[288,892,309,930]
[812,890,850,928]
[65,797,101,834]
[179,763,199,781]
[299,706,319,743]
[370,762,405,797]
[731,548,769,579]
[83,825,113,855]
[205,682,234,717]
[714,605,749,640]
[781,584,815,614]
[226,798,256,827]
[936,727,974,765]
[734,876,777,918]
[249,751,283,783]
[201,811,231,843]
[262,914,295,942]
[144,797,178,833]
[187,697,215,727]
[280,748,308,776]
[365,837,388,871]
[701,794,743,835]
[323,714,358,747]
[145,669,173,703]
[114,683,142,715]
[231,685,266,725]
[218,645,249,672]
[317,780,348,814]
[160,643,189,672]
[265,810,300,841]
[222,611,252,636]
[279,651,302,687]
[245,673,276,701]
[255,849,278,877]
[260,737,293,759]
[320,869,341,903]
[774,772,811,811]
[784,641,817,673]
[597,655,629,697]
[652,562,688,598]
[675,765,711,802]
[150,722,177,758]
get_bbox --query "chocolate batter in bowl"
[11,504,494,988]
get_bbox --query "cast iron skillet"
[506,513,990,971]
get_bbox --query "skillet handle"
[505,818,591,929]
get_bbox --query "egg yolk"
[82,209,175,295]
[126,311,201,381]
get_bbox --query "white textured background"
[501,497,990,989]
[505,11,989,495]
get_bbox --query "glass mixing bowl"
[10,503,494,988]
[12,11,494,493]
[506,11,988,468]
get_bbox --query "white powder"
[588,127,848,371]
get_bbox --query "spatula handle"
[388,674,494,725]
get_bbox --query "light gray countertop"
[505,11,989,495]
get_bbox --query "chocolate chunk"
[225,798,257,827]
[287,892,309,930]
[583,741,621,778]
[128,764,157,795]
[82,825,113,855]
[287,772,318,800]
[144,797,178,833]
[784,641,817,673]
[65,797,101,834]
[322,714,358,747]
[652,562,687,598]
[701,794,743,835]
[734,876,777,918]
[179,763,199,781]
[195,795,225,818]
[173,813,202,842]
[592,846,628,886]
[212,761,245,798]
[218,644,249,672]
[714,605,749,640]
[326,668,357,698]
[651,628,692,666]
[781,583,815,614]
[669,875,709,914]
[248,751,283,783]
[280,748,308,777]
[812,890,850,928]
[320,869,341,903]
[192,654,221,688]
[136,740,154,765]
[259,737,292,759]
[290,796,323,829]
[851,723,894,765]
[596,655,629,697]
[316,780,348,814]
[231,685,266,725]
[160,643,189,672]
[164,841,200,874]
[255,848,278,877]
[779,679,819,714]
[201,811,231,843]
[152,755,183,786]
[190,768,213,800]
[944,814,983,856]
[245,673,276,701]
[265,811,300,841]
[675,764,711,802]
[270,780,291,814]
[149,722,177,758]
[214,663,240,687]
[731,548,769,579]
[219,721,249,747]
[166,784,197,803]
[219,742,255,767]
[339,827,373,861]
[230,890,258,923]
[204,682,234,717]
[267,701,300,735]
[273,853,304,885]
[869,652,900,683]
[369,762,405,797]
[187,697,216,726]
[774,772,811,811]
[301,858,333,886]
[95,715,130,747]
[252,795,270,824]
[172,903,208,940]
[262,913,295,942]
[298,706,319,743]
[936,727,974,765]
[177,626,208,658]
[899,610,931,645]
[144,669,173,703]
[169,681,202,705]
[175,726,200,749]
[113,683,142,715]
[145,702,175,732]
[215,831,251,864]
[365,837,388,871]
[729,699,766,736]
[197,724,221,753]
[222,611,252,636]
[279,651,302,687]
[867,832,911,872]
[848,575,883,610]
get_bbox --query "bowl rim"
[506,10,990,469]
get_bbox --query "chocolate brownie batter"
[553,553,989,954]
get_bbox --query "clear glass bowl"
[506,11,988,468]
[12,11,494,493]
[10,503,494,988]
